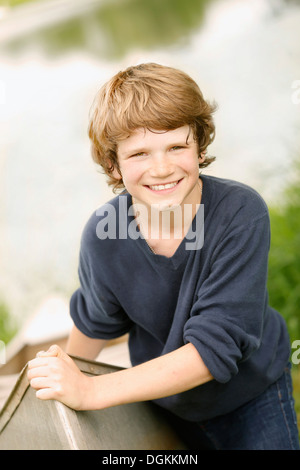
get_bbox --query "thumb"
[36,344,77,369]
[36,344,65,359]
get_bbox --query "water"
[0,0,299,324]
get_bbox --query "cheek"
[120,163,143,186]
[182,156,200,176]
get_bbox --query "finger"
[28,356,54,370]
[36,344,61,358]
[39,345,73,367]
[27,356,61,370]
[28,357,45,370]
[29,376,52,390]
[36,388,57,401]
[36,350,45,357]
[27,365,53,380]
[49,345,72,364]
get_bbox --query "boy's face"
[116,125,203,212]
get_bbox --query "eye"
[130,151,147,158]
[170,145,184,151]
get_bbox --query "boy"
[28,63,299,450]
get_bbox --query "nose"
[149,153,174,178]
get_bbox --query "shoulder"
[201,175,270,241]
[202,175,269,218]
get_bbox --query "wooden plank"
[0,334,130,375]
[0,356,186,450]
[0,375,19,410]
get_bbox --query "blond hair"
[88,63,217,192]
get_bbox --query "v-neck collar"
[124,177,206,270]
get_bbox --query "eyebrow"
[119,146,148,158]
[118,127,194,158]
[121,140,191,157]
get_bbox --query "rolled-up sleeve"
[70,219,133,339]
[184,212,270,383]
[70,287,132,339]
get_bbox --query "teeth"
[149,181,178,191]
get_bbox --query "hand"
[27,344,92,410]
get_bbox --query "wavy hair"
[88,63,217,192]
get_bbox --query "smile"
[147,180,181,191]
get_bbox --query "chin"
[154,201,181,212]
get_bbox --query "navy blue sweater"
[70,175,290,421]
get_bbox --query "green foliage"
[4,0,212,59]
[268,163,300,344]
[268,162,300,433]
[1,0,40,6]
[0,301,18,345]
[95,0,210,58]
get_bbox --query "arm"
[27,343,213,411]
[66,324,108,360]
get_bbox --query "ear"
[198,151,207,164]
[111,164,122,180]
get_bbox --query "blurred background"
[0,0,299,399]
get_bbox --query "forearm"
[28,342,213,411]
[84,343,213,410]
[66,324,108,360]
